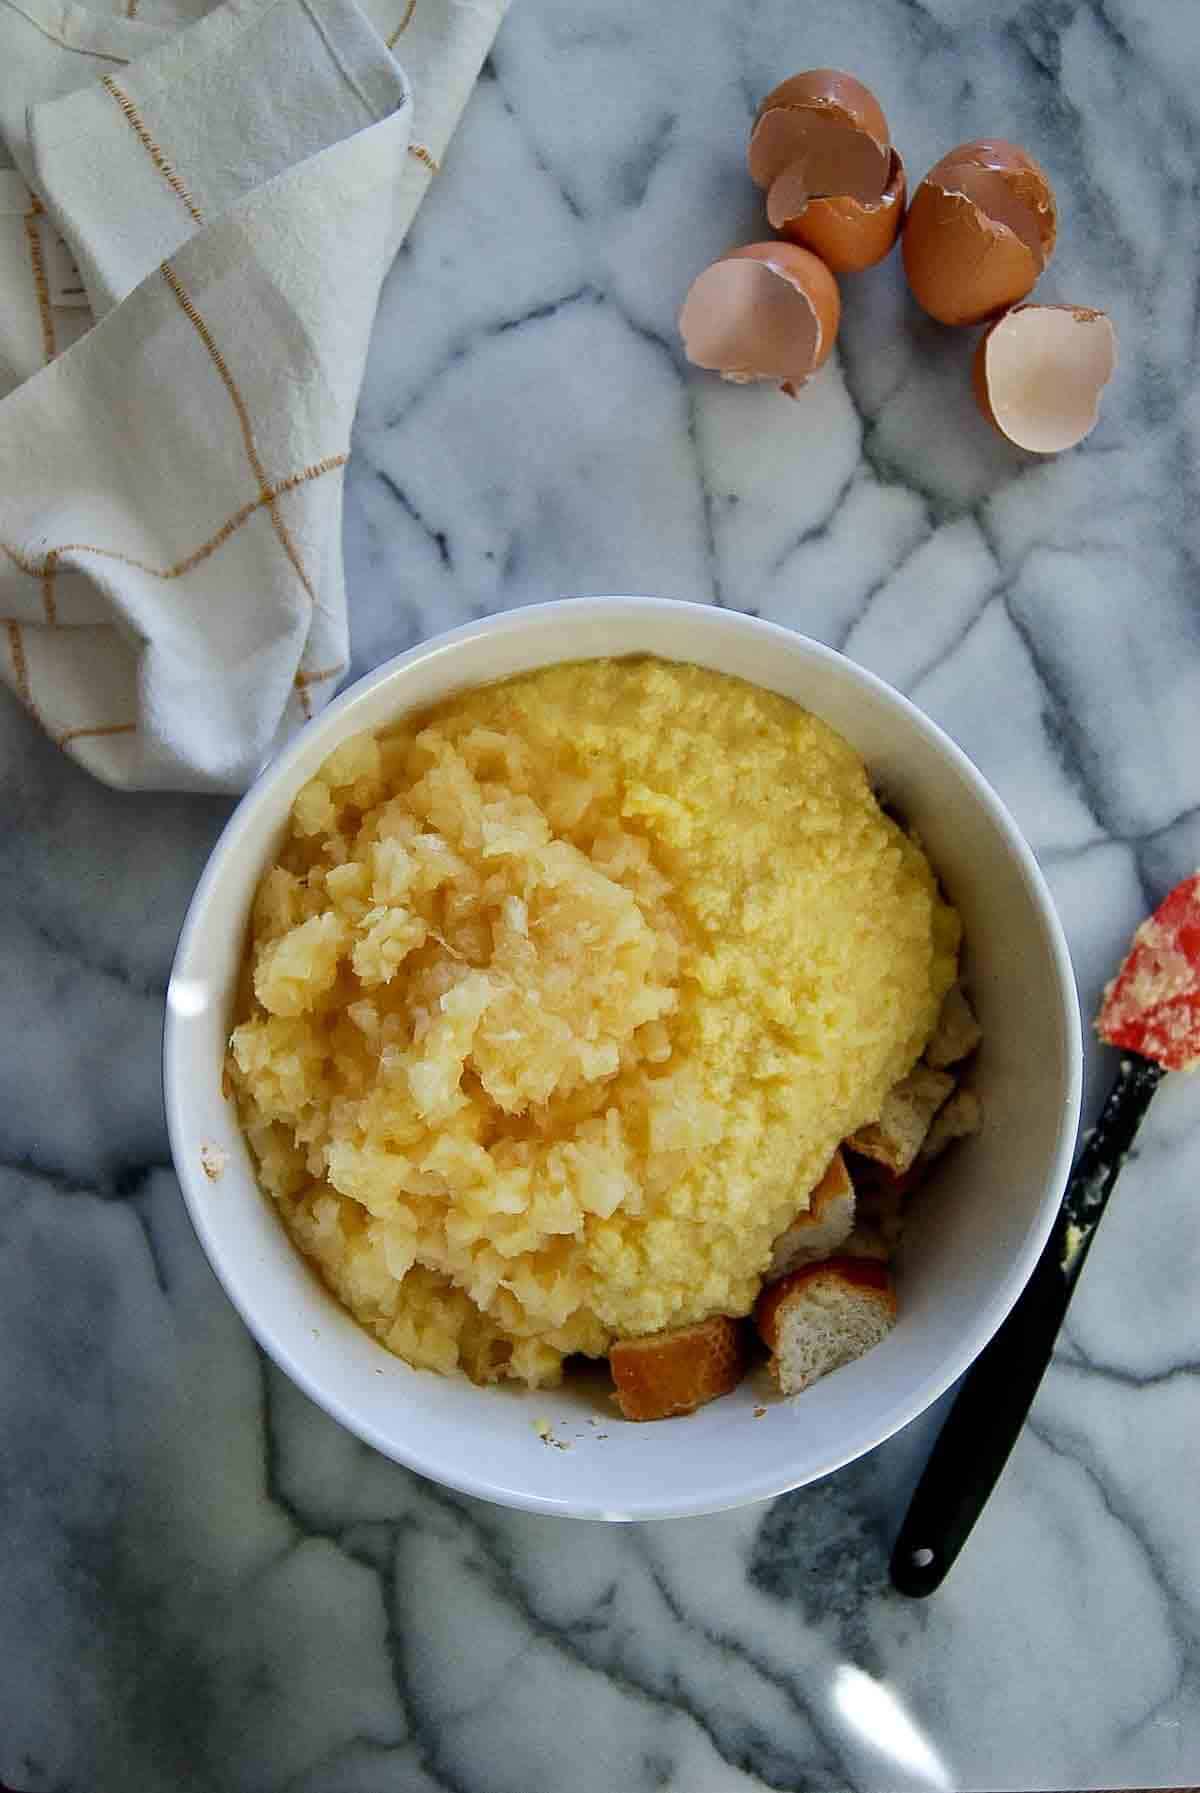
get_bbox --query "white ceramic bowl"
[165,597,1082,1520]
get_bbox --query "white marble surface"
[3,1,1200,1788]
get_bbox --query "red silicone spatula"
[891,871,1200,1596]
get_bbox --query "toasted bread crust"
[610,1315,750,1421]
[754,1255,895,1354]
[846,1151,923,1201]
[813,1148,852,1206]
[768,1149,855,1277]
[846,1066,955,1174]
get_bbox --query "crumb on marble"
[753,1405,768,1419]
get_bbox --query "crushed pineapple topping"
[229,659,959,1388]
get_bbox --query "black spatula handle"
[890,1052,1162,1597]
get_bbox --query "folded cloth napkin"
[0,0,506,789]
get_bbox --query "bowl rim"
[164,595,1083,1518]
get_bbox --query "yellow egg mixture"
[229,659,959,1388]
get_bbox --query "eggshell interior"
[930,139,1057,261]
[975,305,1117,453]
[936,163,1046,262]
[679,257,822,383]
[749,111,890,201]
[771,148,906,272]
[755,69,891,151]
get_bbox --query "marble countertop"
[4,1,1200,1789]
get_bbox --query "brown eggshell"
[903,138,1058,326]
[609,1316,751,1422]
[750,115,891,207]
[973,303,1117,453]
[678,242,841,392]
[772,148,906,272]
[928,139,1057,263]
[748,70,891,200]
[902,182,1041,326]
[754,69,890,152]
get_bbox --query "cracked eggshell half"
[749,70,891,184]
[679,243,841,395]
[973,304,1117,453]
[903,139,1057,325]
[748,69,893,252]
[771,148,906,272]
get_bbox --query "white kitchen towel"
[0,0,506,789]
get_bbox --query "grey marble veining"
[3,2,1200,1789]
